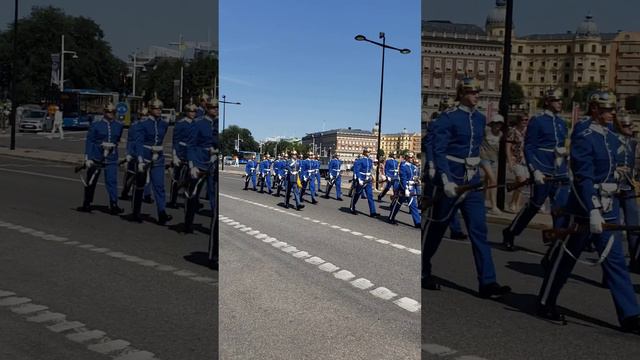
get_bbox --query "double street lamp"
[220,94,241,171]
[354,32,410,190]
[59,34,78,92]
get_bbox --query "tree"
[220,125,259,156]
[625,95,640,113]
[508,81,525,106]
[0,6,127,104]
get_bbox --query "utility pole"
[497,0,514,210]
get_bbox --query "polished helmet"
[205,97,219,109]
[544,88,563,102]
[103,103,116,112]
[184,97,197,112]
[199,90,210,103]
[148,93,163,109]
[594,90,617,110]
[456,77,481,99]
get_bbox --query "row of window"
[424,76,497,91]
[424,58,499,73]
[516,44,608,54]
[516,73,606,84]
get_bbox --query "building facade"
[301,128,378,165]
[381,128,421,156]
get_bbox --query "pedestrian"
[123,95,172,225]
[502,89,570,251]
[77,103,124,214]
[49,105,64,139]
[183,97,219,233]
[167,100,197,209]
[480,113,504,215]
[536,91,640,334]
[422,77,510,298]
[506,113,529,213]
[233,154,239,167]
[350,148,377,217]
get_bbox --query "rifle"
[74,158,127,173]
[542,223,640,244]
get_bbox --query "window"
[600,75,605,82]
[592,44,596,53]
[444,75,452,88]
[590,76,594,82]
[540,77,545,82]
[578,76,583,82]
[434,58,442,70]
[590,62,595,67]
[518,46,523,53]
[579,44,584,52]
[565,62,570,67]
[564,74,570,82]
[602,45,607,53]
[552,75,557,81]
[554,48,559,54]
[542,61,546,67]
[542,48,547,54]
[567,45,572,53]
[516,73,522,81]
[528,77,533,83]
[530,48,534,54]
[517,60,522,67]
[478,60,486,74]
[488,61,496,74]
[540,90,544,97]
[529,61,534,67]
[456,59,464,72]
[445,59,453,71]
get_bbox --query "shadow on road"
[506,260,606,289]
[184,251,218,271]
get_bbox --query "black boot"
[109,203,124,215]
[449,231,468,240]
[502,228,515,251]
[536,304,567,325]
[77,202,92,213]
[158,211,173,226]
[143,195,154,204]
[422,276,441,290]
[478,282,511,299]
[621,315,640,334]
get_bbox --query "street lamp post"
[130,50,144,96]
[9,0,18,150]
[59,34,78,92]
[220,94,241,171]
[355,32,410,190]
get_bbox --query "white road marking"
[0,219,216,288]
[220,214,421,313]
[220,192,420,255]
[0,288,161,359]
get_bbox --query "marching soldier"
[196,90,210,118]
[77,103,124,214]
[184,97,219,233]
[273,153,286,197]
[614,114,640,274]
[259,153,273,194]
[314,154,322,196]
[285,150,304,210]
[422,77,510,298]
[244,155,258,190]
[350,148,377,216]
[378,151,399,202]
[388,152,420,227]
[536,91,640,333]
[123,95,172,225]
[323,153,343,201]
[300,152,317,204]
[120,106,152,201]
[167,100,197,208]
[502,89,570,251]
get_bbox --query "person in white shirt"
[50,105,64,139]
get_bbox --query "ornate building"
[381,128,421,156]
[301,128,377,165]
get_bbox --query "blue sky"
[220,0,420,141]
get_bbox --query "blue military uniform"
[389,158,420,226]
[378,156,399,201]
[273,157,286,196]
[129,113,171,223]
[168,116,195,207]
[184,113,218,231]
[422,105,499,287]
[285,156,303,209]
[300,156,317,203]
[537,122,640,325]
[324,157,342,200]
[259,157,273,193]
[80,116,124,212]
[503,109,570,249]
[120,119,151,201]
[614,129,640,271]
[350,154,377,216]
[314,157,322,195]
[244,159,258,190]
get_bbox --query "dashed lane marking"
[0,219,217,288]
[219,214,421,313]
[422,343,489,360]
[0,288,161,359]
[220,192,420,255]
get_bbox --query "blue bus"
[237,151,259,164]
[59,89,119,129]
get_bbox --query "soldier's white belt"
[178,141,187,146]
[101,142,115,149]
[144,145,164,153]
[594,183,619,213]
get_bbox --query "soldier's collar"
[588,122,608,135]
[458,105,475,113]
[543,109,557,117]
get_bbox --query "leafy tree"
[625,95,640,113]
[509,81,525,106]
[0,6,126,104]
[220,125,259,156]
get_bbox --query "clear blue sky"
[1,0,217,60]
[220,0,420,141]
[424,0,639,35]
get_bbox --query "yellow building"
[381,128,421,157]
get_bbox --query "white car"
[18,109,52,132]
[161,108,176,124]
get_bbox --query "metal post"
[60,34,65,92]
[221,95,226,170]
[9,0,18,150]
[132,52,137,96]
[375,32,386,191]
[497,0,514,210]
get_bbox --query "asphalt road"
[218,172,421,359]
[423,221,640,360]
[0,155,217,360]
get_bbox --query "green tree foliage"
[509,81,525,106]
[220,125,259,155]
[0,6,127,103]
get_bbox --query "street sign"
[116,102,128,115]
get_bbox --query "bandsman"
[167,99,198,208]
[388,152,420,227]
[324,153,343,201]
[349,148,377,216]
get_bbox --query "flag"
[50,53,60,87]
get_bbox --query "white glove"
[85,160,93,168]
[125,155,133,162]
[190,166,200,178]
[589,209,604,234]
[173,157,181,167]
[443,181,458,198]
[428,167,435,180]
[358,179,364,186]
[405,189,411,197]
[137,162,146,173]
[533,170,545,185]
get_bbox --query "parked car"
[18,109,52,132]
[161,108,176,124]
